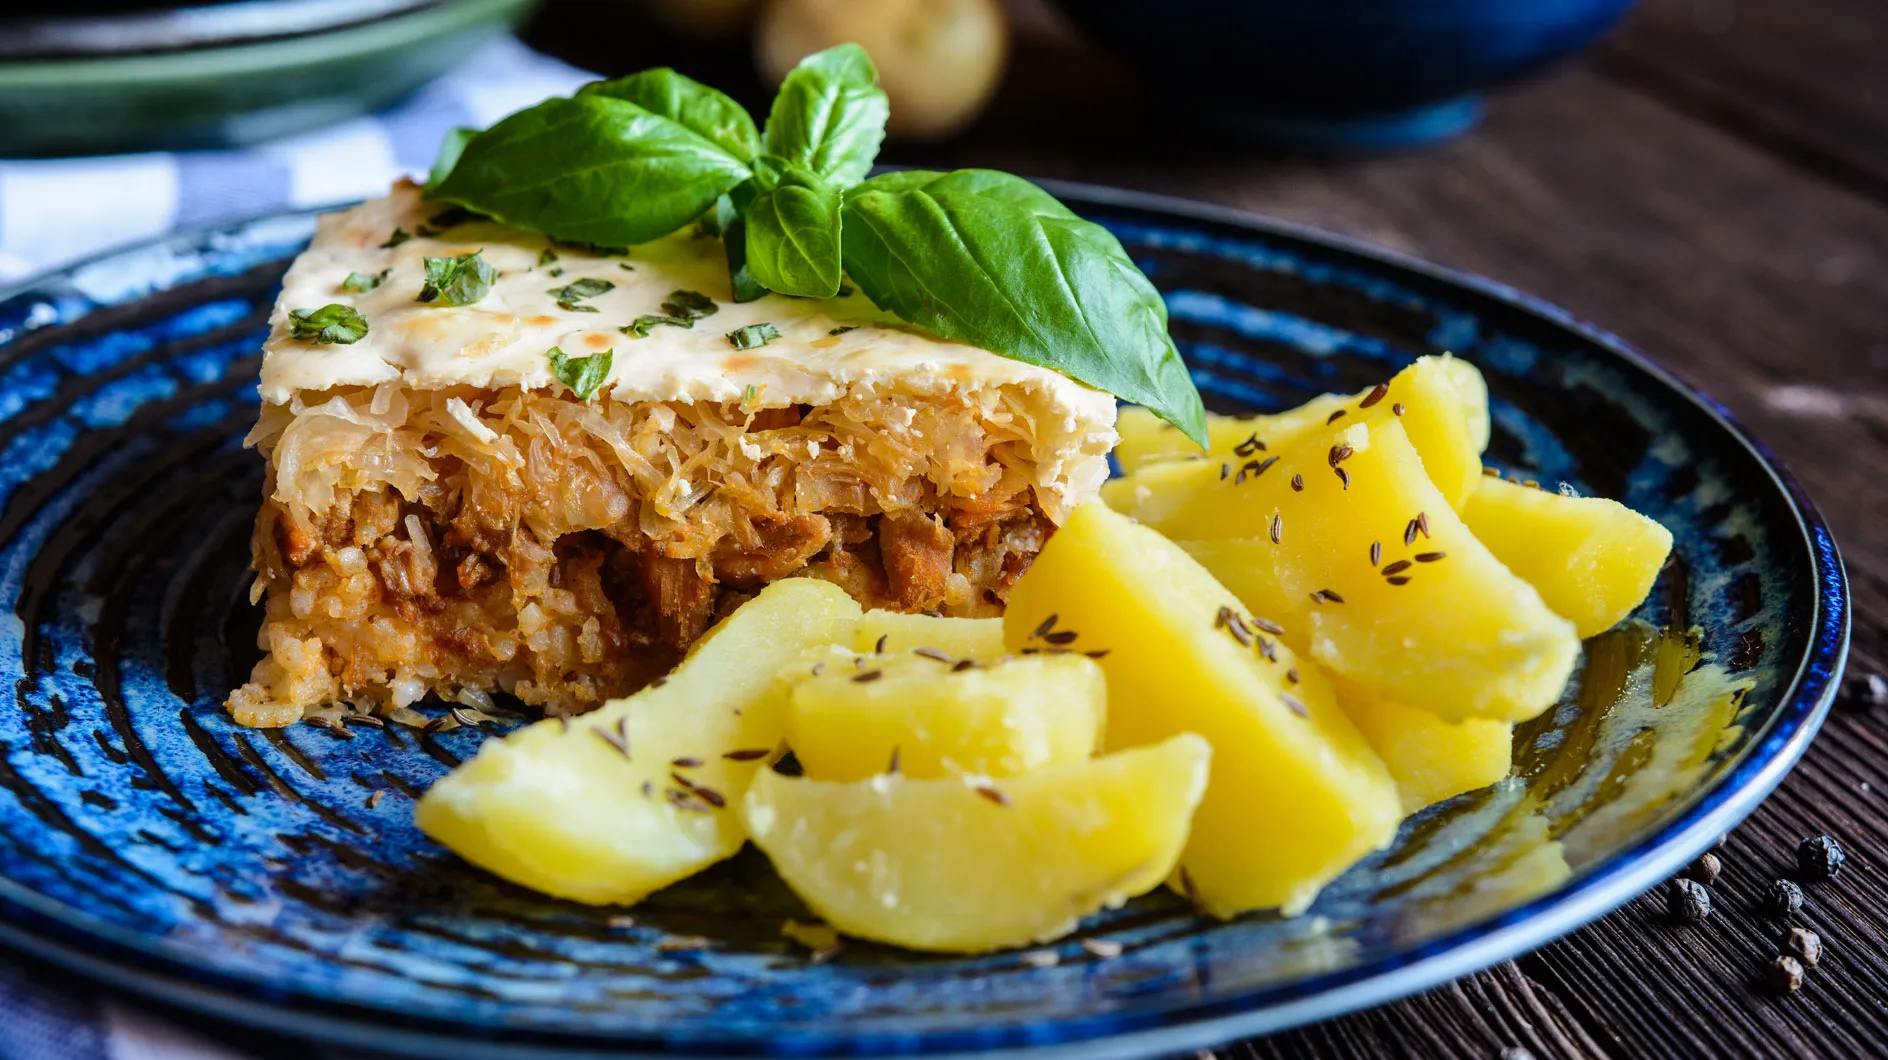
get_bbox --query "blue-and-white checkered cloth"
[0,37,591,1060]
[0,36,592,286]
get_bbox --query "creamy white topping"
[262,181,1118,507]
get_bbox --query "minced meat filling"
[227,385,1064,727]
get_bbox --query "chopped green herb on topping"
[380,227,412,248]
[340,269,390,293]
[828,325,859,335]
[547,267,566,278]
[549,277,614,302]
[288,304,369,344]
[620,289,719,338]
[538,248,559,267]
[664,290,716,317]
[559,240,630,257]
[741,384,758,406]
[550,276,613,313]
[547,346,613,401]
[619,262,637,271]
[727,322,781,350]
[623,315,684,337]
[417,251,496,306]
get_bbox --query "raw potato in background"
[758,0,1010,138]
[641,0,760,35]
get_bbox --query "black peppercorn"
[1798,835,1846,882]
[1768,954,1804,993]
[1762,879,1804,918]
[1783,927,1822,968]
[1687,852,1722,885]
[1668,878,1712,923]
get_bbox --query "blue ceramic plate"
[0,185,1847,1058]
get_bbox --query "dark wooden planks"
[1600,0,1888,202]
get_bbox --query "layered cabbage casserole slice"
[227,181,1118,726]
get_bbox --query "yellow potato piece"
[1113,355,1488,506]
[1113,393,1347,474]
[1336,679,1513,814]
[742,735,1211,953]
[415,579,862,905]
[786,650,1105,781]
[1461,476,1673,638]
[1002,501,1400,917]
[846,610,1006,660]
[1115,413,1578,724]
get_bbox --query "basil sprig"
[761,44,887,188]
[744,164,843,298]
[841,170,1202,440]
[431,95,752,248]
[425,43,1205,442]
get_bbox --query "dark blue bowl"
[1048,0,1639,148]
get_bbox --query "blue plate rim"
[0,182,1851,1059]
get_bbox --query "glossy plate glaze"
[0,185,1847,1058]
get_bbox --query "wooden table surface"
[524,2,1888,1056]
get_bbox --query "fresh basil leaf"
[548,277,615,303]
[716,184,766,302]
[288,304,369,345]
[727,322,781,349]
[725,221,767,303]
[428,127,479,190]
[744,164,842,298]
[432,94,752,248]
[340,269,390,293]
[762,43,888,188]
[418,251,496,306]
[840,169,1206,444]
[581,68,759,163]
[547,346,612,401]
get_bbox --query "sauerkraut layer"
[227,383,1103,726]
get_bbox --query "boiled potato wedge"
[1336,679,1513,814]
[415,579,862,905]
[784,650,1105,781]
[1117,415,1579,724]
[1003,501,1400,917]
[1114,392,1348,474]
[742,735,1211,953]
[1113,355,1488,506]
[1461,476,1673,638]
[847,610,1005,661]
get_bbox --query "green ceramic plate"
[0,0,538,157]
